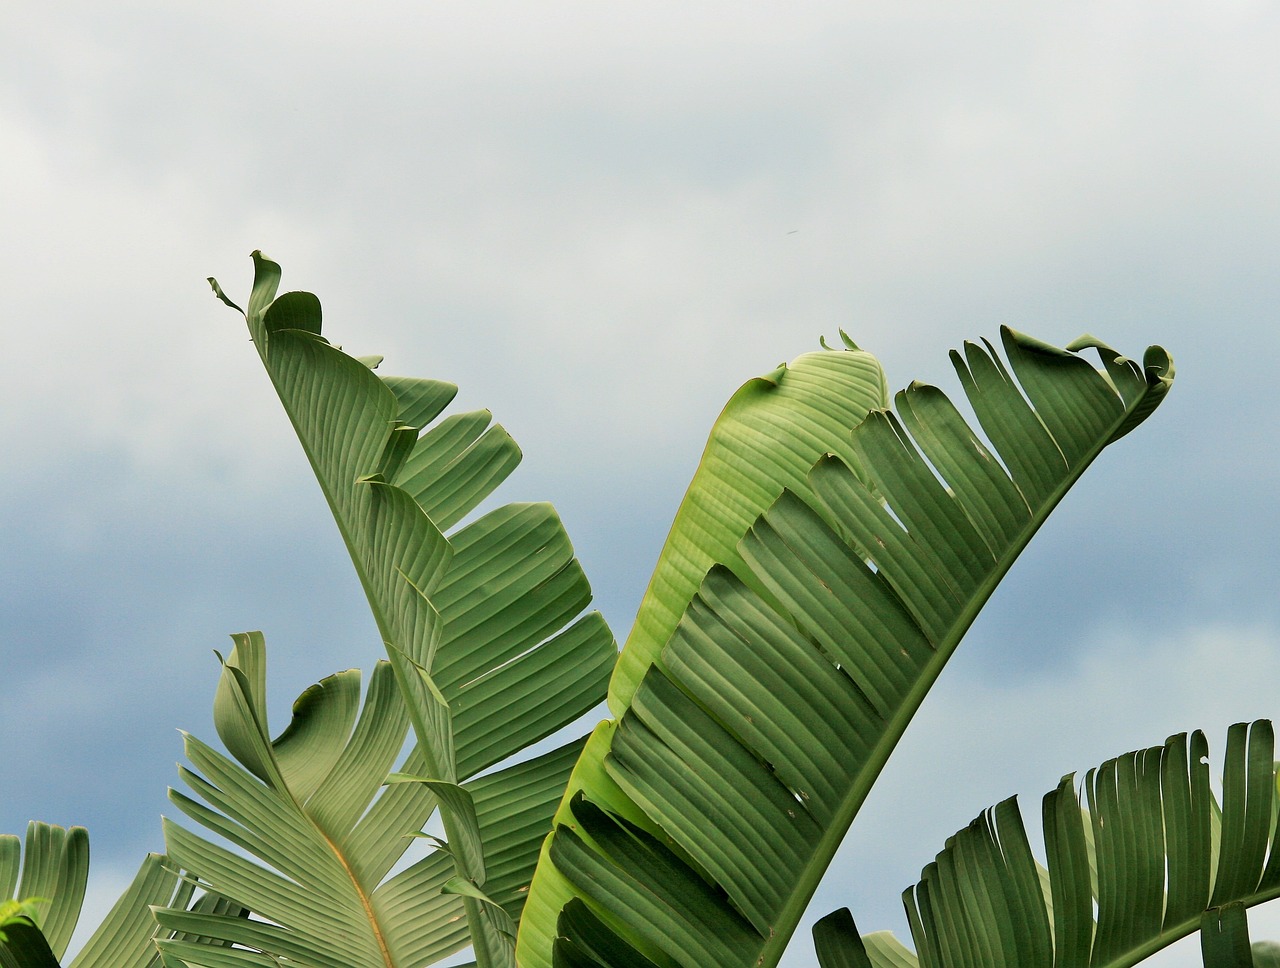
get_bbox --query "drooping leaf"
[520,327,1174,968]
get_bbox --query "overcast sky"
[2,4,1278,966]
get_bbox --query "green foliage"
[0,897,49,943]
[22,250,1266,968]
[154,253,617,968]
[1202,904,1255,968]
[1253,939,1280,968]
[0,824,241,968]
[520,327,1174,968]
[815,724,1280,968]
[0,824,85,962]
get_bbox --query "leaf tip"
[207,277,244,314]
[1142,344,1175,384]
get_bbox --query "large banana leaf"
[170,252,615,966]
[519,328,1174,968]
[519,334,893,964]
[0,824,246,968]
[814,721,1280,968]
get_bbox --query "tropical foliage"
[813,722,1280,968]
[0,823,246,968]
[154,253,617,967]
[13,250,1277,968]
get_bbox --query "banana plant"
[3,253,896,967]
[812,720,1280,968]
[517,329,1174,967]
[3,252,1179,967]
[157,252,908,968]
[136,279,1173,966]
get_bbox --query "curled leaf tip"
[1143,345,1175,381]
[838,329,860,351]
[1004,326,1077,359]
[1066,332,1106,353]
[207,277,244,313]
[756,363,788,386]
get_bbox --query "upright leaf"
[520,327,1174,968]
[179,253,616,966]
[610,332,889,712]
[520,333,892,963]
[1202,904,1254,968]
[813,909,874,968]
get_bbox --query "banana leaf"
[155,633,586,966]
[519,328,1174,968]
[159,253,616,966]
[817,721,1280,968]
[0,825,246,968]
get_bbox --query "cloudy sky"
[2,3,1277,965]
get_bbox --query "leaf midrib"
[1105,882,1280,968]
[253,330,494,967]
[317,820,396,968]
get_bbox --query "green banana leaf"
[0,823,87,960]
[519,333,893,965]
[609,331,890,714]
[164,252,615,966]
[155,632,585,967]
[0,824,247,968]
[815,721,1280,968]
[519,328,1174,968]
[0,918,61,968]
